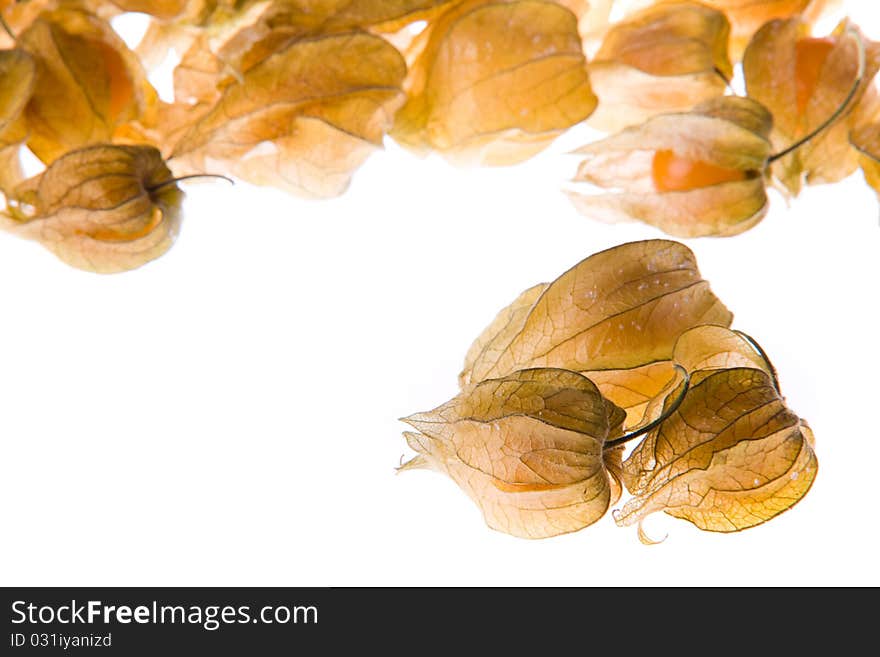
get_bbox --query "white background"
[1,3,878,587]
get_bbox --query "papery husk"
[18,7,158,164]
[570,96,772,237]
[170,31,406,198]
[851,118,880,197]
[587,1,732,132]
[401,368,626,538]
[699,0,838,58]
[391,0,596,165]
[459,239,733,386]
[743,18,880,196]
[0,49,35,194]
[1,144,183,273]
[584,324,776,432]
[615,367,817,532]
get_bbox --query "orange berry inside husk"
[795,37,836,114]
[651,149,747,192]
[93,39,135,121]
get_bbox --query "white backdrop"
[1,3,878,587]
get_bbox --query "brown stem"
[714,66,735,95]
[0,12,15,41]
[733,330,781,395]
[604,365,690,450]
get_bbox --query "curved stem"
[767,28,866,164]
[147,173,235,192]
[733,329,781,394]
[604,365,690,450]
[714,66,735,95]
[0,13,15,41]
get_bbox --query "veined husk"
[108,0,189,19]
[692,0,838,58]
[401,368,627,539]
[851,93,880,197]
[615,365,817,533]
[1,144,183,273]
[169,30,406,198]
[0,49,35,194]
[18,7,158,164]
[569,0,837,58]
[587,1,732,132]
[570,96,772,237]
[743,18,880,196]
[391,0,597,165]
[459,239,733,387]
[609,325,815,535]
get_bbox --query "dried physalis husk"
[391,0,597,165]
[169,31,406,198]
[457,282,681,433]
[852,127,880,196]
[108,0,188,20]
[671,325,776,376]
[400,368,627,538]
[1,0,51,41]
[18,7,158,164]
[132,2,278,144]
[743,18,880,196]
[138,0,450,87]
[580,362,680,433]
[318,0,455,30]
[578,0,837,56]
[133,0,317,81]
[459,239,733,387]
[133,0,257,29]
[696,0,838,58]
[589,323,777,433]
[851,98,880,197]
[1,144,183,273]
[615,366,817,533]
[169,30,229,110]
[581,323,775,436]
[587,2,732,132]
[569,96,772,237]
[190,1,455,104]
[0,49,35,194]
[236,0,456,43]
